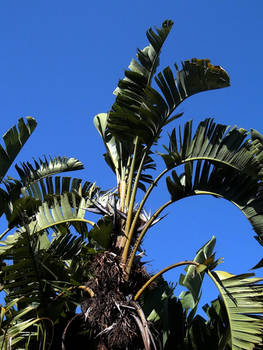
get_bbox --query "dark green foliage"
[0,19,262,350]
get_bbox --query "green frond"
[165,159,263,242]
[108,58,229,146]
[0,117,37,183]
[155,59,229,111]
[142,279,186,349]
[161,118,261,178]
[208,271,263,350]
[4,178,99,229]
[114,19,174,94]
[0,229,87,348]
[15,155,84,186]
[94,112,133,182]
[21,175,98,202]
[0,227,86,303]
[179,236,216,316]
[19,193,93,236]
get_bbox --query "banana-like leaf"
[202,298,231,350]
[7,196,42,229]
[19,193,92,236]
[186,314,223,350]
[108,59,229,146]
[0,157,85,224]
[46,232,84,260]
[94,112,132,185]
[0,117,37,182]
[114,19,174,98]
[102,20,173,173]
[165,150,263,243]
[15,155,84,186]
[0,230,86,349]
[209,271,263,350]
[161,118,261,178]
[4,178,99,230]
[0,227,85,303]
[21,175,98,202]
[106,20,175,190]
[179,236,216,313]
[156,59,229,111]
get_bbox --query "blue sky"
[0,0,263,312]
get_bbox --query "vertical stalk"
[122,150,147,263]
[116,138,139,250]
[125,137,139,209]
[125,168,169,253]
[119,179,127,212]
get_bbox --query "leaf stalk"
[134,260,199,301]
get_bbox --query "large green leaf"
[186,314,221,350]
[20,193,92,236]
[88,216,112,249]
[208,271,263,350]
[0,117,37,182]
[167,164,262,237]
[0,177,23,221]
[21,176,98,202]
[161,118,261,178]
[0,230,87,349]
[15,155,84,186]
[179,236,216,313]
[156,59,229,110]
[202,298,231,350]
[97,21,173,180]
[164,130,263,243]
[94,112,134,187]
[0,157,85,223]
[108,59,229,146]
[3,178,99,231]
[0,227,85,300]
[113,19,174,97]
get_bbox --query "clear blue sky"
[0,0,263,312]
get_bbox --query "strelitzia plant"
[0,19,263,350]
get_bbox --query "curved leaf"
[209,271,263,350]
[0,227,86,346]
[21,193,92,235]
[165,159,263,242]
[21,176,98,202]
[155,59,229,111]
[161,118,261,178]
[15,155,84,186]
[108,20,174,144]
[3,178,99,231]
[0,117,37,182]
[108,59,229,145]
[114,19,174,96]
